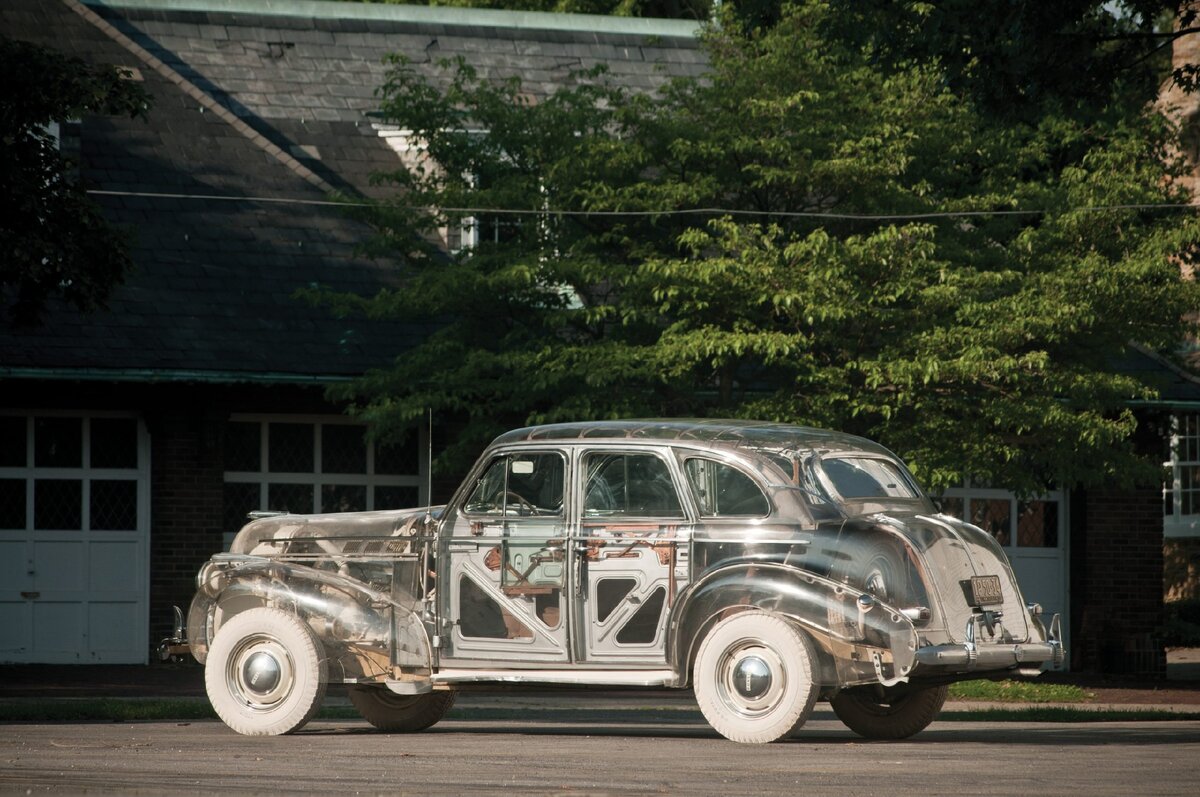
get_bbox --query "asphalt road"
[3,713,1199,796]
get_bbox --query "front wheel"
[693,611,820,743]
[830,684,948,739]
[347,686,456,732]
[205,607,327,736]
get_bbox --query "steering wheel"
[505,490,537,516]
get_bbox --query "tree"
[0,37,150,326]
[310,1,1200,493]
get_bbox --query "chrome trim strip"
[432,668,679,687]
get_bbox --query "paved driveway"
[3,714,1199,796]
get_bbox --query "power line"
[86,189,1200,222]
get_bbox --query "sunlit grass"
[947,679,1092,703]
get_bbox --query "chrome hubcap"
[717,640,786,719]
[226,634,294,711]
[732,655,772,700]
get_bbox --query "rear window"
[820,457,919,499]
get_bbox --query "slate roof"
[0,0,705,382]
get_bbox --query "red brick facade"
[1071,487,1166,676]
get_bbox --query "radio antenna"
[425,408,433,512]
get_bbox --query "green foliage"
[311,1,1200,490]
[0,37,151,326]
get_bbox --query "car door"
[572,448,692,664]
[442,449,570,663]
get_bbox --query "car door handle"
[21,592,39,600]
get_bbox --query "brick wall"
[1072,486,1166,676]
[145,406,227,647]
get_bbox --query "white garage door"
[0,413,150,663]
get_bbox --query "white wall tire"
[348,687,457,732]
[205,607,327,736]
[830,684,948,740]
[693,611,819,743]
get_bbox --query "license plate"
[970,575,1004,606]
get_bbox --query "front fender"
[187,556,431,683]
[667,562,918,688]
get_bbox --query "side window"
[464,453,565,517]
[583,452,683,518]
[685,458,770,517]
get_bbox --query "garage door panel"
[88,602,140,659]
[32,540,86,592]
[0,602,31,659]
[88,541,141,595]
[0,539,30,591]
[32,602,86,662]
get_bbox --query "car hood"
[228,506,444,556]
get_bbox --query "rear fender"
[187,557,431,683]
[667,562,918,688]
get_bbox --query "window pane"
[34,479,82,530]
[268,423,313,473]
[821,457,919,499]
[506,454,564,516]
[91,480,138,531]
[322,425,366,474]
[321,484,366,513]
[376,437,418,475]
[939,496,964,519]
[0,479,25,529]
[584,453,682,518]
[971,498,1011,546]
[464,457,508,516]
[34,417,81,468]
[0,417,25,467]
[90,418,137,469]
[685,459,768,517]
[375,485,419,509]
[268,483,314,514]
[223,482,260,532]
[225,422,261,472]
[1017,500,1058,548]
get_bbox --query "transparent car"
[171,420,1064,742]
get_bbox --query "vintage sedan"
[176,420,1063,742]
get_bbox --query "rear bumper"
[914,612,1065,672]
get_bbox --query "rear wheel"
[205,607,327,736]
[693,611,819,743]
[348,686,456,732]
[830,683,948,739]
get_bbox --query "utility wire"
[86,189,1200,221]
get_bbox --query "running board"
[430,668,679,687]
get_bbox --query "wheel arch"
[189,558,431,678]
[667,562,919,689]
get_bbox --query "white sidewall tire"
[693,611,819,743]
[348,687,457,732]
[205,607,327,736]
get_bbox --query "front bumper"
[914,612,1065,673]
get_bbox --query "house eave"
[0,366,353,386]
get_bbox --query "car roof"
[490,419,892,458]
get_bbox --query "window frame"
[1165,413,1200,538]
[682,456,771,519]
[222,415,424,541]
